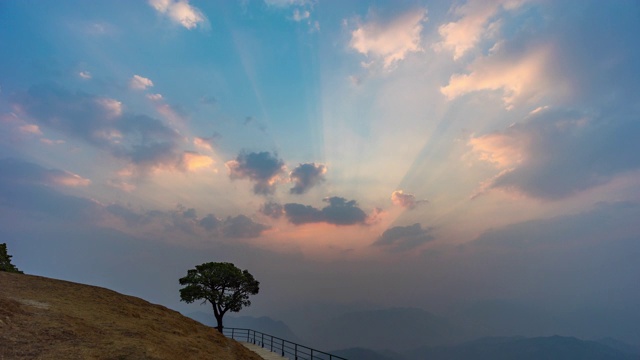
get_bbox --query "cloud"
[264,0,308,7]
[13,84,182,170]
[146,93,163,101]
[221,215,270,238]
[0,158,91,188]
[350,8,427,69]
[179,151,214,171]
[149,0,207,30]
[19,124,42,135]
[441,44,552,108]
[193,135,219,152]
[283,197,368,226]
[373,223,434,252]
[391,190,427,210]
[226,151,286,195]
[261,201,284,219]
[435,0,527,60]
[130,75,154,90]
[107,203,270,239]
[292,9,310,22]
[78,71,92,79]
[0,159,99,221]
[469,108,640,199]
[289,163,327,194]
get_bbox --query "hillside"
[0,272,263,360]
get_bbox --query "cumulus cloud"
[130,75,154,90]
[149,0,207,30]
[470,108,640,199]
[283,197,368,226]
[289,163,327,194]
[391,190,427,210]
[350,8,427,69]
[12,83,182,170]
[226,151,286,195]
[78,71,92,79]
[261,201,284,219]
[373,223,434,252]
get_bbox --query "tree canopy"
[0,243,23,274]
[179,262,259,332]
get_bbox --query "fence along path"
[240,341,288,359]
[223,327,348,360]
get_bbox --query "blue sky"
[2,0,640,344]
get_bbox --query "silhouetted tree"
[179,262,259,333]
[0,243,23,274]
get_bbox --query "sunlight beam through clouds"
[2,1,640,345]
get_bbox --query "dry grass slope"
[0,272,263,360]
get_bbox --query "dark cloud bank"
[263,197,369,226]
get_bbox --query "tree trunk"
[215,313,224,333]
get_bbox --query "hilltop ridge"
[0,272,262,360]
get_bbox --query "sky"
[2,0,640,345]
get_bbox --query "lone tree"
[179,262,259,333]
[0,243,23,274]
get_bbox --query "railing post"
[282,338,285,356]
[262,332,264,348]
[231,328,235,339]
[294,343,298,360]
[311,348,314,359]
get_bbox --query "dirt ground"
[0,272,263,360]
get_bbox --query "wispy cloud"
[13,84,182,171]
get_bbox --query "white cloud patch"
[435,0,528,60]
[146,93,163,101]
[441,44,554,108]
[130,75,154,90]
[79,71,92,79]
[350,8,427,69]
[149,0,207,30]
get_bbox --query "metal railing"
[223,327,347,360]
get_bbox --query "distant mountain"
[597,337,640,356]
[404,335,637,360]
[185,312,301,343]
[312,307,453,351]
[331,347,399,360]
